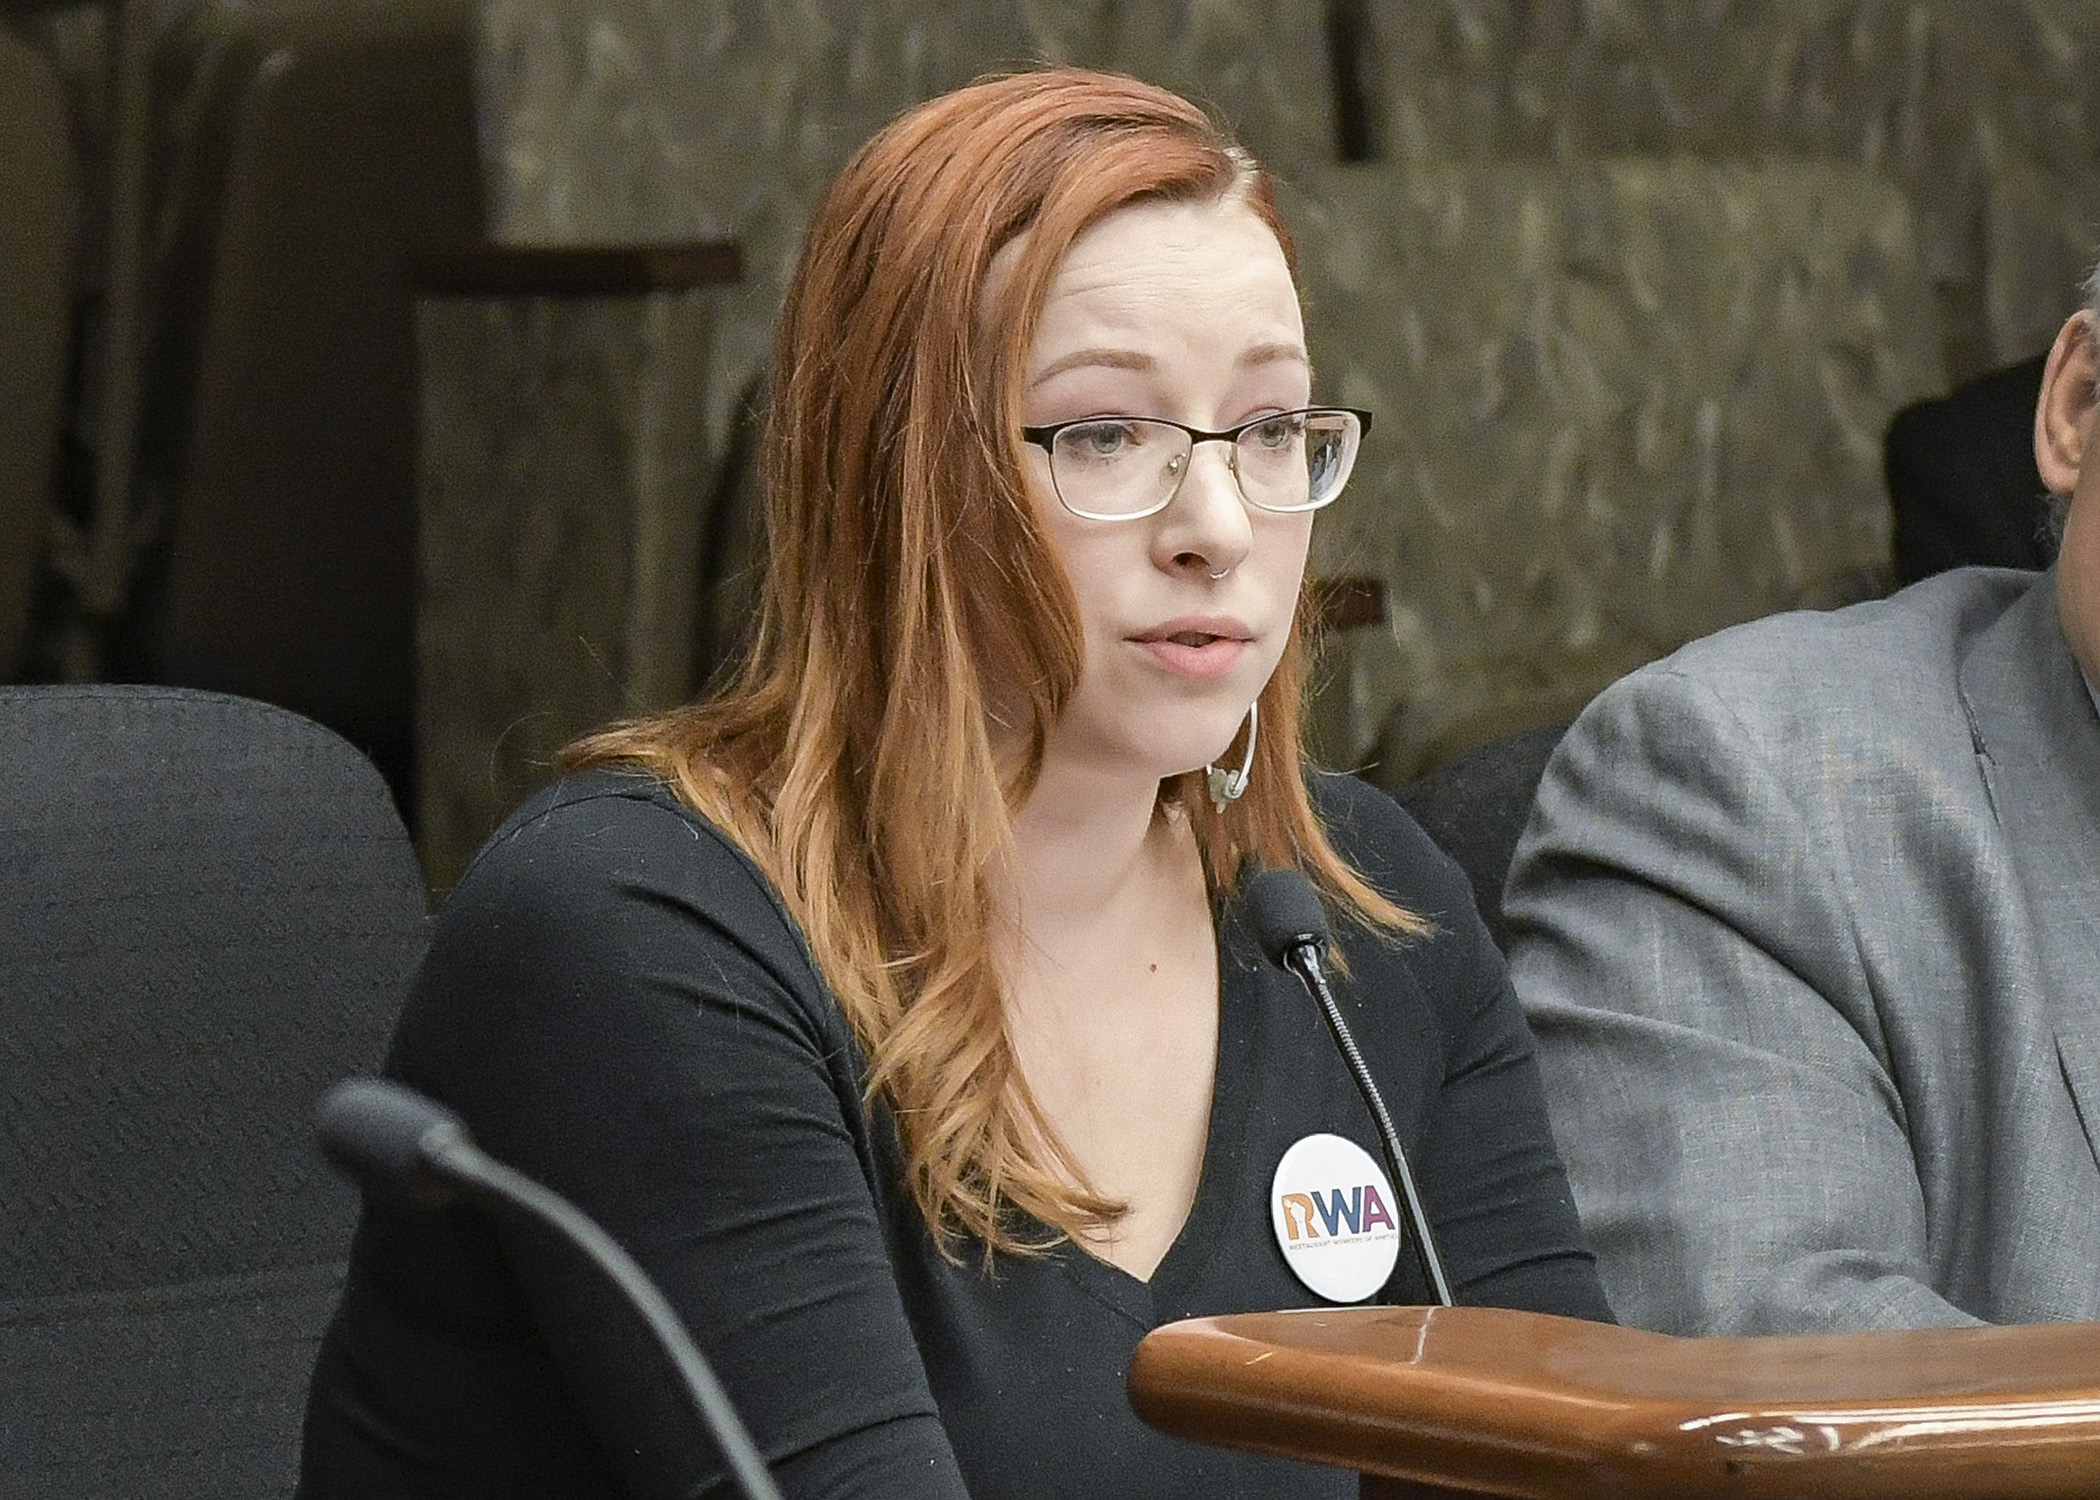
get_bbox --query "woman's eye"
[1061,421,1140,460]
[1247,413,1305,450]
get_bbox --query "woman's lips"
[1131,618,1253,680]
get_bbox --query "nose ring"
[1208,566,1231,581]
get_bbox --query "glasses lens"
[1050,419,1188,518]
[1304,411,1361,507]
[1237,410,1359,512]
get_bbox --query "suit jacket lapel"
[1960,569,2100,1031]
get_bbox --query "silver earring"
[1206,700,1258,812]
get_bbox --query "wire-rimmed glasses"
[1020,407,1372,522]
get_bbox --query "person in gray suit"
[1504,281,2100,1335]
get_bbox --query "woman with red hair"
[300,68,1608,1499]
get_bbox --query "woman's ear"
[2036,311,2098,497]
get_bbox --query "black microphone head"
[1245,866,1331,967]
[315,1076,473,1204]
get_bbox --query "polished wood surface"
[1129,1306,2100,1498]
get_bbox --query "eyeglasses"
[1020,407,1372,521]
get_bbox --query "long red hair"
[569,68,1421,1255]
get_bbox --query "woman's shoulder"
[1300,776,1544,1101]
[463,765,761,890]
[437,765,825,1008]
[1305,769,1477,931]
[472,763,724,851]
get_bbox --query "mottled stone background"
[419,0,2098,871]
[1288,157,1943,772]
[416,292,714,881]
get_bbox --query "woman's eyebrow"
[1239,341,1311,369]
[1029,340,1309,387]
[1029,347,1154,385]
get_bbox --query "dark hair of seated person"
[1886,352,2055,584]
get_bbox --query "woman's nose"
[1155,440,1254,577]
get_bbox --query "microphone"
[315,1078,786,1500]
[1244,868,1455,1307]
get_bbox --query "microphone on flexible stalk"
[1244,868,1455,1307]
[314,1077,786,1500]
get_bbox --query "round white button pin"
[1269,1132,1402,1303]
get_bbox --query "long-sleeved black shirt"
[298,768,1608,1499]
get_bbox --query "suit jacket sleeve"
[1503,664,1984,1335]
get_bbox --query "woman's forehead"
[1027,201,1304,372]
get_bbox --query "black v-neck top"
[298,769,1609,1499]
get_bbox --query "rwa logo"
[1278,1183,1397,1243]
[1269,1133,1402,1301]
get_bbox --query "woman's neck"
[1004,752,1180,932]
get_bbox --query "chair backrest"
[0,24,74,677]
[0,685,428,1500]
[1390,720,1570,952]
[118,0,485,813]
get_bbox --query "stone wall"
[1286,157,1944,773]
[471,0,1336,452]
[1360,0,2100,379]
[415,291,714,884]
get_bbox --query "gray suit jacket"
[1507,567,2100,1333]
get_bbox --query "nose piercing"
[1208,566,1231,580]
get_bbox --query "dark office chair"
[0,21,72,678]
[1391,720,1570,952]
[111,0,484,816]
[0,685,428,1499]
